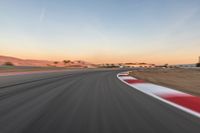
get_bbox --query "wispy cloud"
[39,7,46,23]
[150,8,199,51]
[170,8,199,33]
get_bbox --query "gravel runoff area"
[129,68,200,97]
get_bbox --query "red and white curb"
[117,71,200,118]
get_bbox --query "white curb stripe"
[120,76,137,80]
[130,83,189,96]
[117,72,200,118]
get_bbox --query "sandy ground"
[129,68,200,96]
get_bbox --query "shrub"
[164,64,168,68]
[54,61,59,64]
[63,60,71,64]
[4,62,14,66]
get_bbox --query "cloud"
[39,7,46,22]
[170,8,199,33]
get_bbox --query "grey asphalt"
[0,69,200,133]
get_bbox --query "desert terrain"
[0,55,96,71]
[129,68,200,96]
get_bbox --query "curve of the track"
[0,69,200,133]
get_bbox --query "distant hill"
[0,55,96,68]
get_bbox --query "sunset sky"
[1,0,200,64]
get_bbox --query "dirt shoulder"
[0,66,67,73]
[129,68,200,96]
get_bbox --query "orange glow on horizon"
[0,51,198,65]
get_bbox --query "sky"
[0,0,200,64]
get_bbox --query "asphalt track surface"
[0,69,200,133]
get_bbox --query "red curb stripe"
[118,72,200,117]
[161,95,200,113]
[124,79,145,84]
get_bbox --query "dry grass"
[129,68,200,96]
